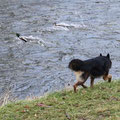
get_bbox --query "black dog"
[68,54,112,92]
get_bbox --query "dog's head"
[106,53,112,68]
[100,53,112,68]
[100,53,110,58]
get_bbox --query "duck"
[16,33,46,47]
[16,33,28,42]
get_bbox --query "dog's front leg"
[90,76,94,88]
[108,74,112,82]
[103,74,112,82]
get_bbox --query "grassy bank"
[0,81,120,120]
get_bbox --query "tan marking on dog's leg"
[73,81,85,93]
[74,71,84,79]
[73,81,80,93]
[74,71,83,75]
[73,80,87,93]
[103,74,112,82]
[103,75,108,81]
[108,74,112,82]
[73,71,89,92]
[74,71,84,82]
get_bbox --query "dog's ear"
[100,53,102,56]
[107,53,110,59]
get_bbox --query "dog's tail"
[68,59,85,71]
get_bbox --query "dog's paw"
[108,74,112,82]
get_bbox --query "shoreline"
[0,80,120,120]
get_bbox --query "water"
[0,0,120,100]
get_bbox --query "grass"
[0,81,120,120]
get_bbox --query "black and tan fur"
[68,54,112,92]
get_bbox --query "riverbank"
[0,80,120,120]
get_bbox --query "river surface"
[0,0,120,101]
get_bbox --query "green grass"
[0,81,120,120]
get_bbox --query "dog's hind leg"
[81,84,88,88]
[103,74,112,82]
[73,81,87,93]
[73,81,81,93]
[90,76,94,88]
[73,72,89,92]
